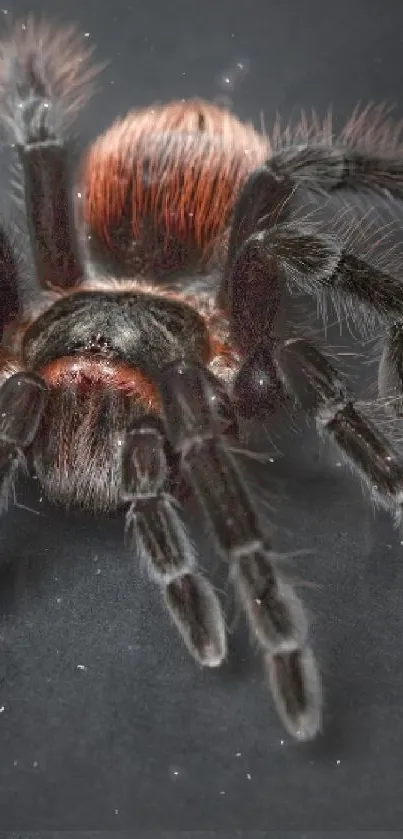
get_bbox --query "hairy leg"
[0,360,47,511]
[121,416,227,667]
[156,359,322,740]
[0,18,98,293]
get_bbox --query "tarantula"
[1,18,403,743]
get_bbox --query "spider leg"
[223,210,403,518]
[227,223,403,329]
[220,137,403,311]
[0,20,97,293]
[236,331,403,520]
[0,364,47,511]
[156,359,322,741]
[268,143,403,198]
[224,219,403,417]
[221,168,403,354]
[378,325,403,415]
[121,416,227,668]
[220,166,294,302]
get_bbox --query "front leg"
[121,416,227,668]
[0,365,47,511]
[156,359,322,741]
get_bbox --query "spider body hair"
[81,99,269,274]
[3,17,403,743]
[23,286,227,511]
[0,17,98,294]
[0,16,98,143]
[82,100,403,284]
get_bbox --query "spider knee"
[234,548,309,654]
[122,419,195,583]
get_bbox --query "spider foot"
[266,646,322,742]
[166,572,227,668]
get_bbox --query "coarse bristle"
[81,99,269,271]
[269,102,403,156]
[0,16,99,144]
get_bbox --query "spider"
[1,18,403,743]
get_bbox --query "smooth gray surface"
[1,0,403,830]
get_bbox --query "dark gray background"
[1,0,403,831]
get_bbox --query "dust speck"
[217,58,249,93]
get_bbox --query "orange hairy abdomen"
[81,99,269,272]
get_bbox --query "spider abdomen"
[81,99,268,274]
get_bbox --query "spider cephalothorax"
[2,18,403,742]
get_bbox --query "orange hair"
[81,99,268,271]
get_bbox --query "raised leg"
[268,143,403,197]
[0,19,98,293]
[121,416,227,667]
[156,359,322,741]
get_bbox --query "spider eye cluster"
[86,333,112,353]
